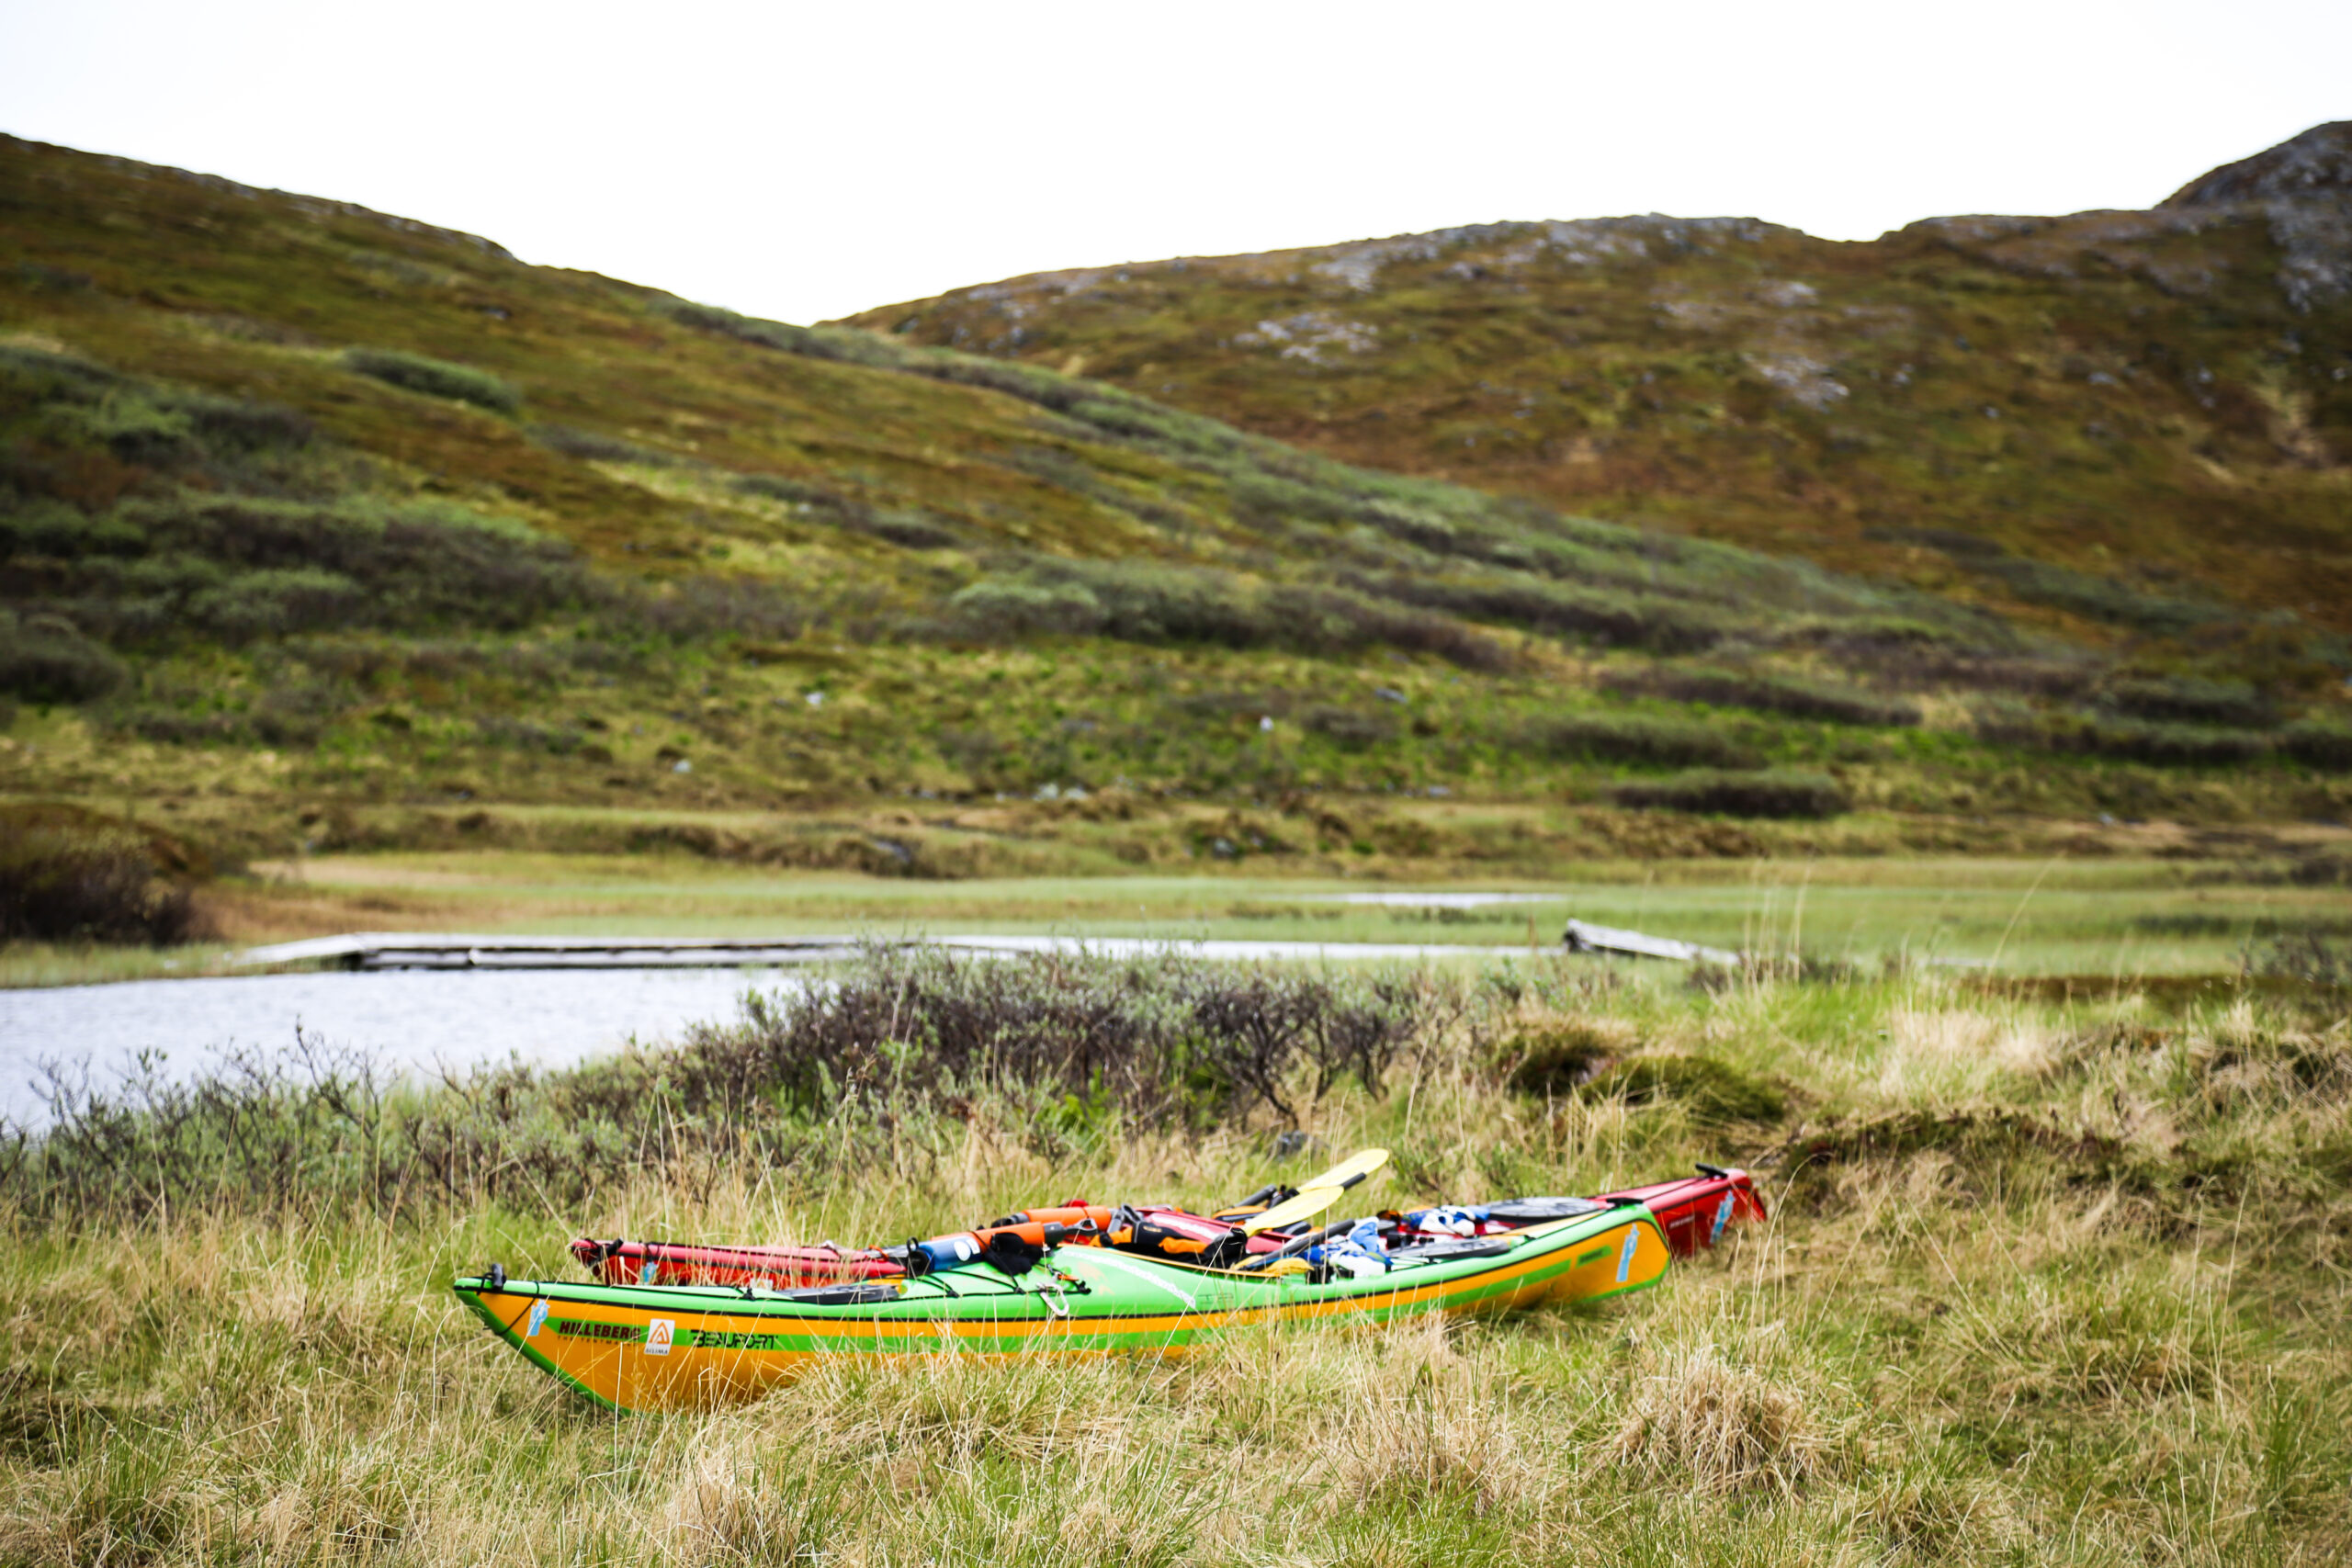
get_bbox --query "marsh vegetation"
[3,946,2347,1563]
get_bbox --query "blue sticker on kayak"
[640,1259,659,1285]
[526,1298,548,1337]
[1617,1226,1639,1283]
[1712,1193,1734,1245]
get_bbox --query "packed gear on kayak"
[571,1237,906,1290]
[568,1160,1761,1290]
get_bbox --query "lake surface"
[0,966,795,1128]
[0,936,1533,1126]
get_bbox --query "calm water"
[0,936,1532,1126]
[0,966,795,1128]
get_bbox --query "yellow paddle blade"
[1241,1147,1390,1235]
[1295,1146,1390,1193]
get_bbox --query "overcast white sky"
[3,1,2346,324]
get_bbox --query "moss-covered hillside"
[2,132,2348,872]
[846,124,2352,645]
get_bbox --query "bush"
[2281,722,2352,772]
[660,301,908,370]
[1525,712,1759,769]
[1957,552,2225,637]
[1504,1020,1635,1094]
[741,478,963,550]
[342,348,521,413]
[1607,665,1919,727]
[1302,706,1397,749]
[0,802,209,945]
[1611,769,1850,819]
[1373,574,1731,654]
[184,566,363,639]
[0,498,144,559]
[2100,676,2273,728]
[630,576,814,641]
[939,561,1507,669]
[1579,1055,1788,1124]
[527,423,674,464]
[947,578,1108,637]
[1263,584,1509,671]
[57,496,594,638]
[1980,707,2275,766]
[0,611,126,702]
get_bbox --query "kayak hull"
[1598,1168,1766,1257]
[458,1206,1668,1413]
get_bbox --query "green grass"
[4,958,2347,1563]
[8,854,2350,987]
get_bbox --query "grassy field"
[7,849,2351,990]
[4,954,2346,1564]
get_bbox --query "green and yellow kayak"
[454,1203,1668,1412]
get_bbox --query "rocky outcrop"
[2162,122,2352,207]
[2162,122,2352,310]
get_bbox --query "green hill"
[1,132,2348,880]
[844,125,2352,646]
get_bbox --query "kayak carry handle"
[1696,1162,1731,1179]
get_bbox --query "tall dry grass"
[2,960,2347,1563]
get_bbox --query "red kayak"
[570,1165,1762,1288]
[1605,1165,1767,1256]
[1393,1165,1765,1258]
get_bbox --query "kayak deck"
[457,1204,1668,1412]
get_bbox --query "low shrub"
[947,578,1107,637]
[527,423,675,464]
[1871,651,2098,699]
[630,576,814,641]
[1265,584,1508,670]
[1980,708,2275,766]
[2281,721,2352,772]
[342,348,521,413]
[0,611,126,702]
[0,498,145,559]
[41,496,596,640]
[660,301,907,370]
[184,566,363,640]
[1579,1054,1788,1124]
[737,477,961,548]
[1606,665,1919,727]
[2100,676,2274,728]
[1301,705,1396,749]
[1372,574,1731,654]
[1524,712,1759,769]
[1957,553,2225,637]
[475,716,586,754]
[1503,1019,1636,1094]
[940,561,1505,669]
[0,802,209,945]
[1611,769,1849,819]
